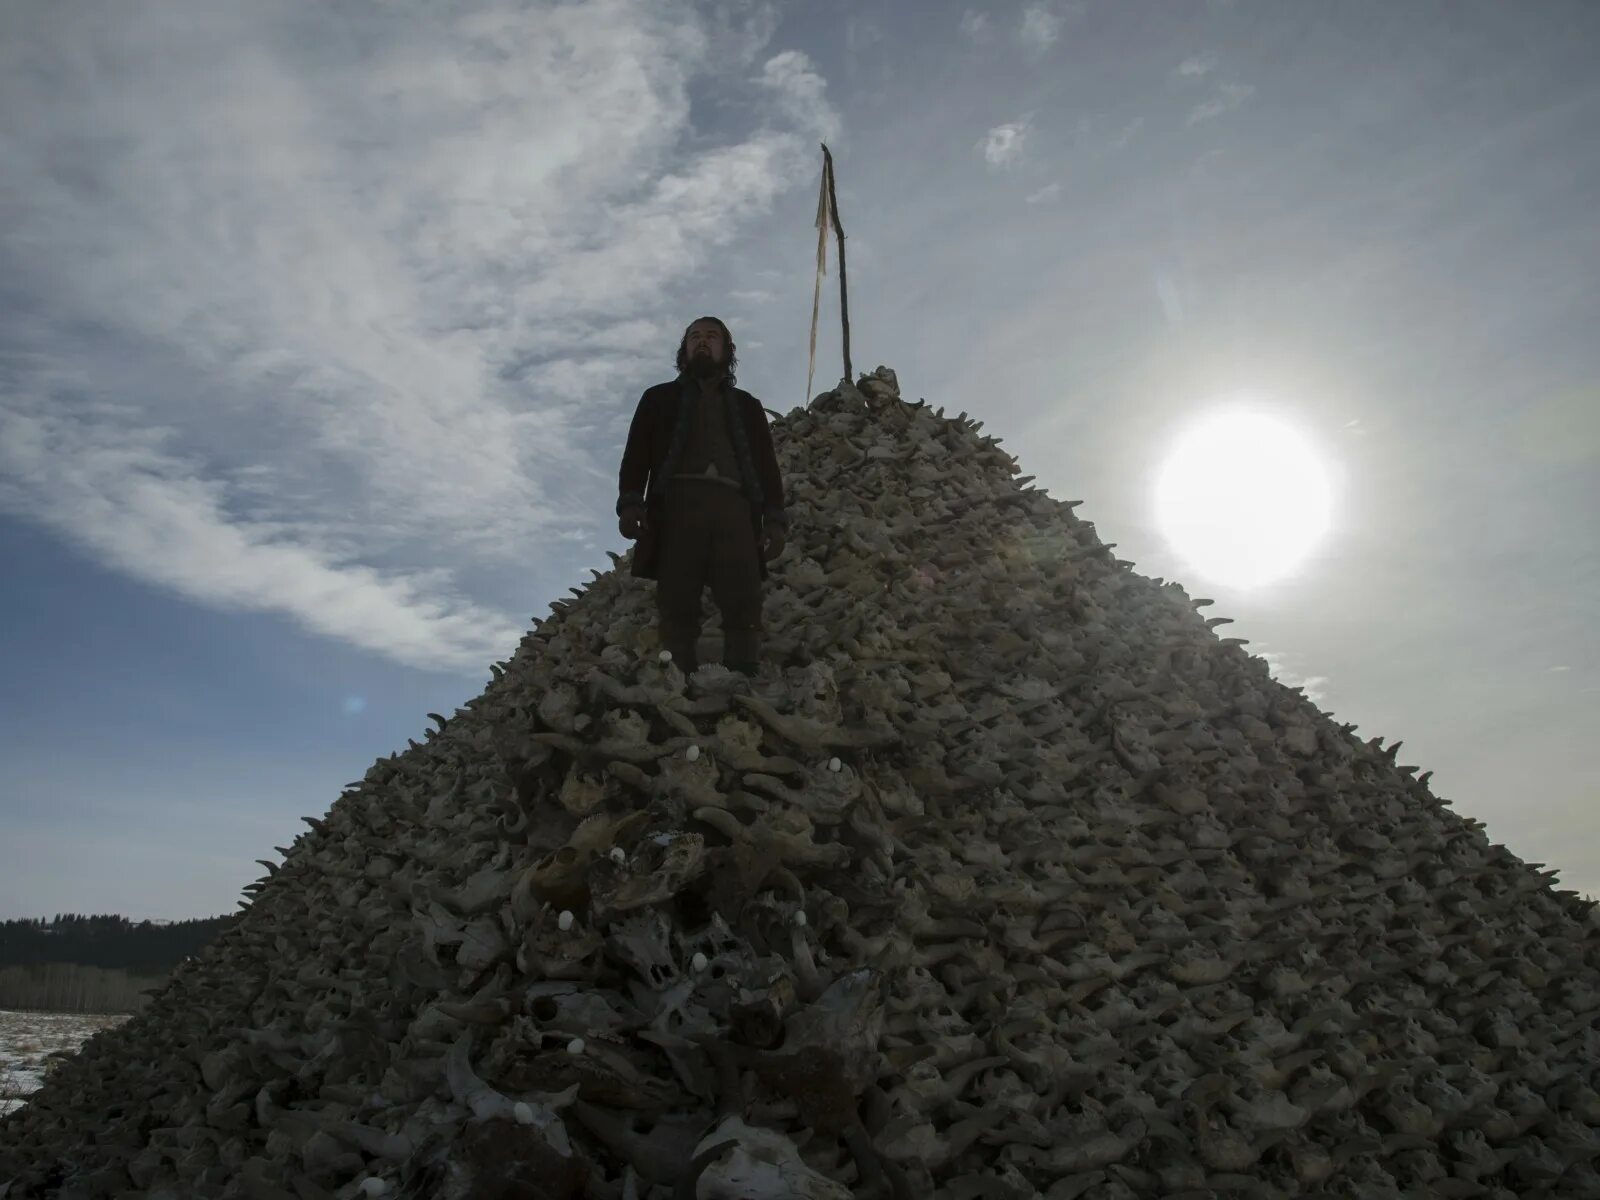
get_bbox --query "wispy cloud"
[1186,81,1256,126]
[0,394,518,671]
[0,0,832,673]
[755,49,841,141]
[1258,649,1331,705]
[959,10,992,41]
[1067,113,1145,155]
[1175,53,1217,79]
[1109,116,1145,148]
[980,119,1031,168]
[1018,2,1085,54]
[1025,183,1061,204]
[1019,4,1065,53]
[845,16,884,55]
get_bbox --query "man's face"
[686,321,726,371]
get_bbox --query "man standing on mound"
[617,316,788,676]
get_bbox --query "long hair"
[675,316,738,386]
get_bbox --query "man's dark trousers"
[655,479,763,674]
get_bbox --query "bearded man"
[617,316,788,676]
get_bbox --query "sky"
[1,0,1596,922]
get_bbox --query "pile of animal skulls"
[4,366,1599,1200]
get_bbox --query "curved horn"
[673,1139,736,1200]
[692,806,745,842]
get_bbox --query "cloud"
[1019,4,1065,53]
[1110,116,1145,148]
[1018,2,1083,54]
[845,17,884,55]
[1185,81,1256,126]
[959,10,992,41]
[0,397,519,672]
[1025,183,1061,205]
[1257,649,1331,705]
[1067,113,1144,155]
[1175,53,1217,79]
[979,120,1031,169]
[0,0,832,673]
[755,49,841,141]
[1297,676,1332,705]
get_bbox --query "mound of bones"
[5,367,1600,1200]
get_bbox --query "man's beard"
[688,349,724,380]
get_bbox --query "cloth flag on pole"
[805,154,834,407]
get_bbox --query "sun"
[1153,406,1334,589]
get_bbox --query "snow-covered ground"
[0,1008,131,1117]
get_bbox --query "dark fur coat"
[617,375,789,581]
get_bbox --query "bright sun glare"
[1154,407,1334,589]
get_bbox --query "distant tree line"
[0,963,168,1014]
[0,913,235,974]
[0,914,238,1013]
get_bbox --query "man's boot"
[722,625,762,677]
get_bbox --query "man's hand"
[619,506,648,539]
[761,526,785,561]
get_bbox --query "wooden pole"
[804,153,830,406]
[820,143,851,383]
